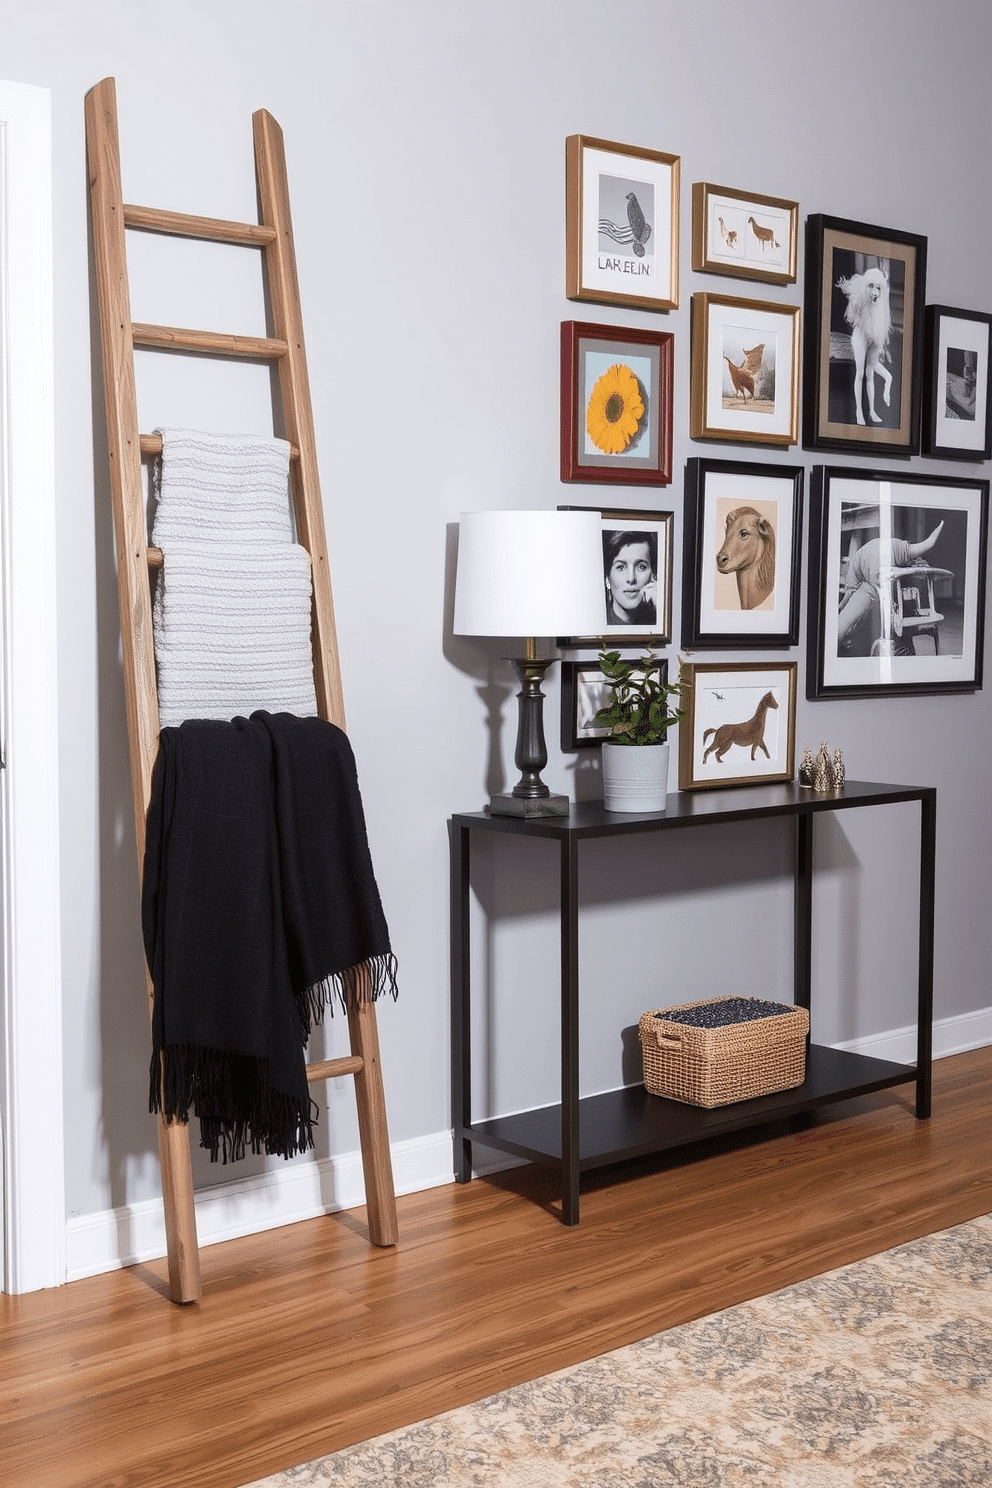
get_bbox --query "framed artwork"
[807,465,989,700]
[689,293,800,446]
[560,320,674,485]
[803,214,927,455]
[923,305,992,460]
[560,657,668,751]
[565,134,680,313]
[682,458,804,649]
[691,182,798,285]
[557,505,673,647]
[678,661,797,791]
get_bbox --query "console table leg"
[450,821,474,1181]
[560,834,581,1225]
[916,793,936,1120]
[794,812,813,1024]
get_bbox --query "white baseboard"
[830,1005,992,1064]
[65,1007,991,1283]
[65,1129,456,1283]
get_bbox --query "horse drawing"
[702,691,778,764]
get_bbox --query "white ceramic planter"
[601,740,670,812]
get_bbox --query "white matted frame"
[691,182,798,285]
[923,305,992,460]
[566,134,679,313]
[678,661,797,791]
[690,292,800,446]
[0,80,64,1294]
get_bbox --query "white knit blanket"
[152,428,318,728]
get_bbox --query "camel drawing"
[716,505,776,610]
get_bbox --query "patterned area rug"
[242,1215,992,1487]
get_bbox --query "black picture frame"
[803,214,927,456]
[560,657,669,751]
[807,465,989,700]
[922,304,992,460]
[682,457,804,649]
[557,505,673,647]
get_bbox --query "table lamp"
[454,509,607,816]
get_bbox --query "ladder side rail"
[252,109,346,730]
[254,109,398,1246]
[85,77,202,1304]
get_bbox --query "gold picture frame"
[565,134,679,313]
[691,182,798,285]
[690,292,800,447]
[678,660,798,791]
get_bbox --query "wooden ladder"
[84,76,398,1304]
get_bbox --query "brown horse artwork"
[702,690,778,764]
[715,505,776,610]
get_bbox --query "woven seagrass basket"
[639,995,809,1108]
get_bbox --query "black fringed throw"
[142,711,398,1163]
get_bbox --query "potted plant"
[594,647,688,812]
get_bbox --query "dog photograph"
[827,250,905,431]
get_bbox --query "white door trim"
[0,80,64,1293]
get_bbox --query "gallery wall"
[3,0,990,1254]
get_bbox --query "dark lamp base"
[487,791,570,818]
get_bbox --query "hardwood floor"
[2,1047,989,1488]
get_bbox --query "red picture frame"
[560,320,674,486]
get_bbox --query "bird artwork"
[723,343,765,403]
[625,192,652,256]
[748,215,780,251]
[598,192,653,256]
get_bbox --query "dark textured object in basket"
[639,994,809,1108]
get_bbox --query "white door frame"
[0,80,64,1293]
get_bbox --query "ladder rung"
[123,202,277,247]
[132,321,288,360]
[139,432,300,461]
[305,1056,365,1083]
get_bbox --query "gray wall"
[3,0,989,1225]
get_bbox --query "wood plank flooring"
[2,1046,989,1488]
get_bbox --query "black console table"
[450,780,935,1225]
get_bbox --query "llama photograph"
[804,216,926,455]
[828,249,905,430]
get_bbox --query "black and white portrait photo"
[557,506,673,647]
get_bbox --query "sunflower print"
[586,363,645,455]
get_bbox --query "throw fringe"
[298,952,400,1030]
[150,1043,318,1164]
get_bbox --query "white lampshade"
[454,509,607,638]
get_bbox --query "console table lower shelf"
[450,781,935,1226]
[463,1044,916,1174]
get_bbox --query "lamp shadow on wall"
[442,520,515,800]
